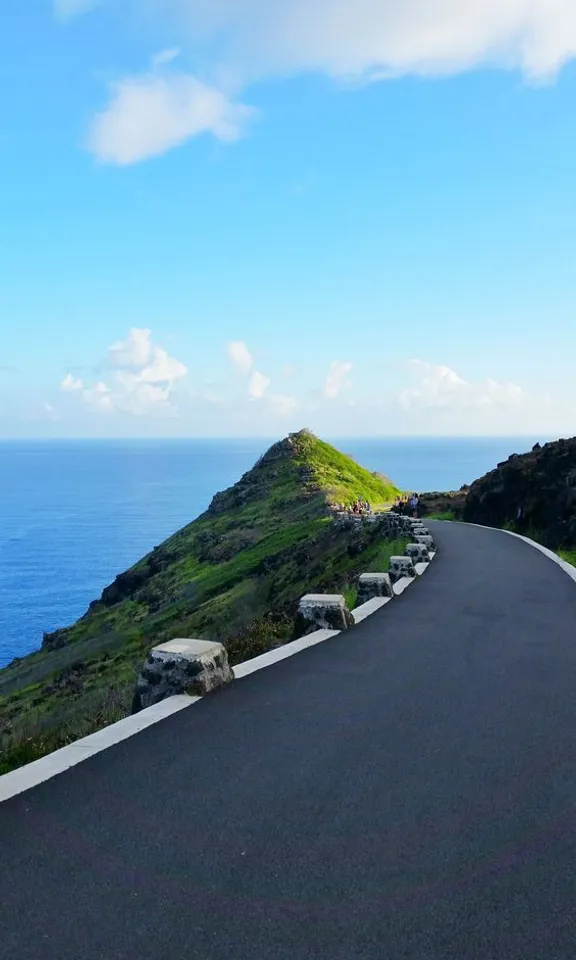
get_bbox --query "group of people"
[334,498,372,515]
[393,493,420,518]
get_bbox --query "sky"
[1,1,576,438]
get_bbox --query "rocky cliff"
[463,437,576,547]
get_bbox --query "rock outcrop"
[463,437,576,547]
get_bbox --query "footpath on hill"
[1,521,575,960]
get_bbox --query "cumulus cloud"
[248,371,271,400]
[323,360,352,400]
[227,340,253,375]
[399,359,526,411]
[86,70,256,165]
[82,381,115,413]
[62,328,188,417]
[60,373,84,392]
[108,328,154,369]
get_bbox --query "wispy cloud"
[60,373,84,392]
[323,360,352,400]
[64,1,576,163]
[248,371,271,400]
[226,340,254,375]
[398,359,526,411]
[54,0,99,20]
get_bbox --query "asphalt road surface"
[1,521,575,959]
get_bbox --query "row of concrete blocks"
[131,528,437,715]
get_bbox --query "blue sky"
[2,0,576,438]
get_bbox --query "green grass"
[426,510,455,521]
[342,585,359,610]
[557,549,576,567]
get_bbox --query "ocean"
[0,436,546,667]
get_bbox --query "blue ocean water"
[0,436,546,667]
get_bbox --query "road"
[0,521,575,959]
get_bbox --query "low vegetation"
[1,429,403,774]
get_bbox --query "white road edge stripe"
[439,520,576,585]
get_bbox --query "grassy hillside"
[0,430,401,773]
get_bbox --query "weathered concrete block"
[405,543,430,563]
[357,572,394,603]
[389,556,416,582]
[295,594,354,636]
[414,533,435,551]
[132,638,233,714]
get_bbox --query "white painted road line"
[352,597,392,623]
[234,629,340,678]
[393,576,415,596]
[0,694,199,803]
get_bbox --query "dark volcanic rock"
[463,437,576,547]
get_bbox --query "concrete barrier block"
[296,594,354,635]
[357,572,394,603]
[389,555,416,582]
[132,638,233,714]
[405,543,430,563]
[414,533,436,551]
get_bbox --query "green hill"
[0,430,401,773]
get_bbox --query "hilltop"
[0,430,400,772]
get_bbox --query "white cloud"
[64,2,576,83]
[59,1,576,164]
[323,360,352,400]
[248,370,271,399]
[108,328,153,369]
[176,0,576,82]
[227,340,253,375]
[152,48,182,68]
[83,381,115,413]
[399,359,526,411]
[269,393,299,416]
[138,346,188,383]
[60,373,84,392]
[86,71,256,165]
[282,364,297,379]
[62,328,188,417]
[54,0,98,20]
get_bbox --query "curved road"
[1,522,575,959]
